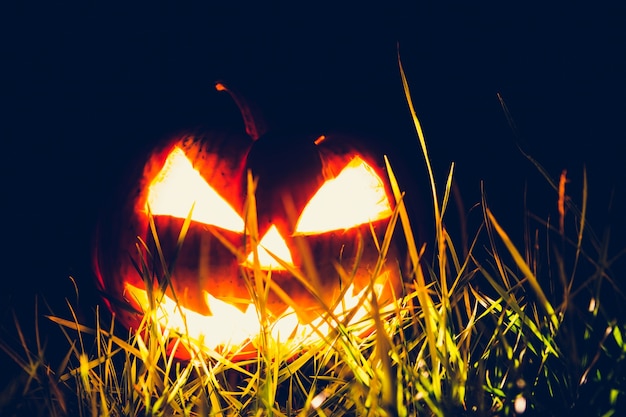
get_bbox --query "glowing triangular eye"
[294,156,392,235]
[244,225,294,270]
[146,147,245,233]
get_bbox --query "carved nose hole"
[243,224,294,270]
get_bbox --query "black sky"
[1,1,625,362]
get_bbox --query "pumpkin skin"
[93,96,403,359]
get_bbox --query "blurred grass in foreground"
[1,61,624,416]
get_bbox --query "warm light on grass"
[1,59,624,417]
[124,271,390,359]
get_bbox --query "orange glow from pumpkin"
[146,147,245,232]
[295,156,392,235]
[124,271,390,355]
[126,283,259,348]
[244,225,294,270]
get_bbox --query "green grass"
[1,63,625,416]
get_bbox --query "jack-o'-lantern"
[93,83,403,360]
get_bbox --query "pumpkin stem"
[215,81,266,141]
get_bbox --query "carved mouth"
[124,270,392,356]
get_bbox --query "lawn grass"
[1,62,624,416]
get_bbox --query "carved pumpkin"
[93,84,403,359]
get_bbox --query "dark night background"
[1,0,625,398]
